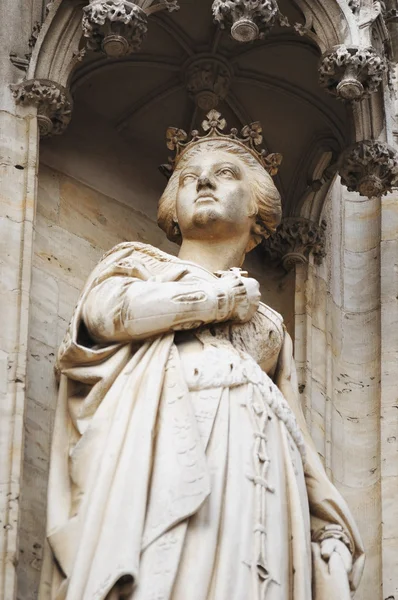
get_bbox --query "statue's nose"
[197,173,215,191]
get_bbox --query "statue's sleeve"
[81,248,240,343]
[274,330,365,593]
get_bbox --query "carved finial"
[339,141,398,198]
[212,0,278,42]
[262,218,326,271]
[161,109,282,178]
[319,45,387,101]
[11,79,73,137]
[185,56,233,111]
[82,0,179,58]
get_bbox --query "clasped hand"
[319,537,353,574]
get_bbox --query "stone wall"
[294,178,383,599]
[16,158,294,599]
[16,161,176,599]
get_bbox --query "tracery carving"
[339,140,398,198]
[82,0,179,57]
[11,79,72,138]
[262,218,326,271]
[212,0,279,42]
[185,57,233,111]
[319,45,387,101]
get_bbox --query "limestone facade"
[0,0,398,599]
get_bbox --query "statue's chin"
[192,205,221,228]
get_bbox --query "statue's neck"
[178,238,247,273]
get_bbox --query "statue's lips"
[195,194,218,204]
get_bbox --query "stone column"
[291,178,382,599]
[380,187,398,596]
[0,2,40,598]
[328,180,381,598]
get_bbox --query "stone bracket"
[212,0,279,42]
[262,218,326,271]
[319,45,387,101]
[82,0,180,58]
[11,79,73,138]
[338,140,398,198]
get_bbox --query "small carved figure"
[42,112,364,599]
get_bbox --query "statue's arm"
[274,330,365,594]
[82,264,258,343]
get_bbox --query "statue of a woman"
[42,111,364,600]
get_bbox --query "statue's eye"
[218,168,235,178]
[182,174,196,184]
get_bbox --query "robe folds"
[39,242,365,600]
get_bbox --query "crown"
[160,109,282,179]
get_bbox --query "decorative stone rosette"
[319,45,387,101]
[339,140,398,198]
[82,0,179,58]
[11,79,73,137]
[262,218,326,271]
[212,0,279,42]
[185,56,233,111]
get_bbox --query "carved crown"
[161,109,282,178]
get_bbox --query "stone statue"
[42,111,364,600]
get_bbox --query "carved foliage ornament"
[339,141,398,198]
[212,0,279,42]
[11,79,73,137]
[262,218,326,271]
[319,45,387,101]
[82,0,179,57]
[161,109,282,179]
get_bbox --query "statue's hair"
[158,139,282,253]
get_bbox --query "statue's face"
[176,149,255,243]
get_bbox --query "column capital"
[339,140,398,198]
[11,79,72,137]
[319,45,387,101]
[262,217,326,271]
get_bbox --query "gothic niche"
[212,0,279,42]
[82,0,179,57]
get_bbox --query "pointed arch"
[292,0,361,52]
[27,0,85,88]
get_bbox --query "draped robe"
[39,242,364,600]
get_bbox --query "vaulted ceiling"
[45,0,350,215]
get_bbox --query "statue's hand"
[218,269,260,322]
[312,540,352,600]
[320,538,353,574]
